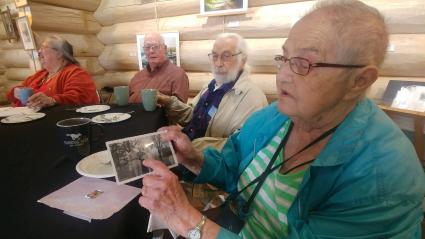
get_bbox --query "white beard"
[212,64,241,85]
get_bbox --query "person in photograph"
[128,32,189,103]
[7,35,99,109]
[157,33,268,151]
[139,0,425,238]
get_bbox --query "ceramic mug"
[114,86,129,106]
[141,89,158,111]
[56,118,104,162]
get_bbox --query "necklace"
[40,67,63,86]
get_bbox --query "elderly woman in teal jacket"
[137,0,425,238]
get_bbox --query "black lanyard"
[233,121,339,214]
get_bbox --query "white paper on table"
[147,214,179,239]
[38,177,140,221]
[391,85,425,112]
[0,106,39,118]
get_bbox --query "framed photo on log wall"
[16,16,36,50]
[14,0,29,7]
[1,7,18,41]
[136,32,180,70]
[200,0,248,16]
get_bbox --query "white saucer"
[1,112,46,124]
[76,105,110,113]
[76,150,114,178]
[91,113,131,124]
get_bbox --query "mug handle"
[90,123,105,151]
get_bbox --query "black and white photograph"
[1,7,18,41]
[16,16,35,50]
[106,131,178,185]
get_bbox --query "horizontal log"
[5,68,35,81]
[95,71,137,89]
[75,57,105,76]
[94,1,155,26]
[30,0,101,12]
[380,34,425,77]
[30,2,101,34]
[0,49,31,68]
[97,0,425,44]
[98,44,139,70]
[0,64,6,74]
[97,14,224,44]
[0,40,24,50]
[33,31,104,57]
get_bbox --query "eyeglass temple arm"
[312,63,366,68]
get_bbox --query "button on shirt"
[182,78,236,140]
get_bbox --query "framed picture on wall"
[1,7,18,41]
[136,32,180,70]
[14,0,28,7]
[16,16,36,50]
[200,0,248,16]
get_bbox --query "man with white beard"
[158,33,268,151]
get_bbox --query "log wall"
[0,0,103,105]
[94,0,425,133]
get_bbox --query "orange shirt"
[7,64,99,106]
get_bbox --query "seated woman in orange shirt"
[7,35,99,109]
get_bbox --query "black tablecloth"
[0,104,168,239]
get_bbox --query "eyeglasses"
[274,55,366,76]
[143,45,162,52]
[208,52,242,62]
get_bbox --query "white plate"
[91,113,131,124]
[0,107,37,118]
[1,112,46,124]
[76,105,110,113]
[76,150,114,178]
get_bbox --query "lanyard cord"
[232,121,339,213]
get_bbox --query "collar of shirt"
[146,59,170,74]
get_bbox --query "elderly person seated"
[138,0,425,238]
[7,36,99,109]
[128,32,189,104]
[158,33,268,151]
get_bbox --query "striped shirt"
[238,120,306,238]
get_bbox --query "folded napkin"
[0,106,38,118]
[38,177,140,222]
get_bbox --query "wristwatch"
[187,215,206,239]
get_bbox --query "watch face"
[188,229,201,239]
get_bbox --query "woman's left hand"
[139,158,203,236]
[27,92,56,109]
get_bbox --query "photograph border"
[199,0,248,17]
[1,7,18,41]
[16,16,36,50]
[14,0,29,7]
[136,32,180,70]
[106,131,178,185]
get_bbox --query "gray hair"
[215,32,248,62]
[45,35,80,66]
[309,0,388,66]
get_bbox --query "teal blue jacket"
[195,98,425,238]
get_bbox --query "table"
[0,104,168,239]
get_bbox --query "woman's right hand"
[159,126,204,175]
